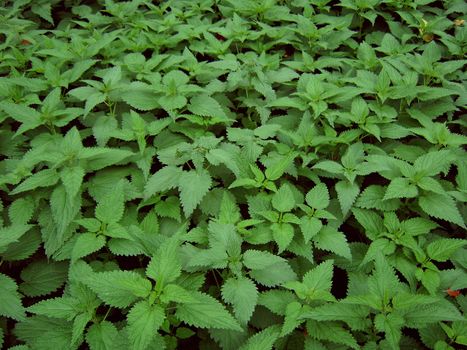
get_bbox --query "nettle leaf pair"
[367,148,465,228]
[144,165,212,217]
[353,207,467,295]
[122,69,230,124]
[72,180,127,262]
[183,193,297,324]
[241,180,352,262]
[0,88,82,136]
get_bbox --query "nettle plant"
[0,0,466,349]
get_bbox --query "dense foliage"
[0,0,466,349]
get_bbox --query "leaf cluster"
[0,0,466,349]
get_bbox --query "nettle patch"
[0,0,466,349]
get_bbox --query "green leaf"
[384,177,418,200]
[302,303,370,331]
[0,273,25,321]
[374,313,404,350]
[401,217,437,236]
[272,223,294,253]
[242,250,285,270]
[368,254,402,301]
[249,260,297,287]
[122,84,159,111]
[154,196,181,222]
[160,284,195,304]
[265,153,296,181]
[144,166,183,199]
[268,96,307,110]
[391,293,439,311]
[239,325,281,350]
[86,321,118,350]
[420,269,440,295]
[72,233,106,262]
[281,302,304,336]
[414,150,453,177]
[271,184,295,212]
[176,291,242,331]
[303,260,334,292]
[0,228,41,261]
[404,300,465,327]
[75,218,101,232]
[81,147,134,171]
[313,161,343,174]
[305,320,359,349]
[60,166,85,200]
[8,197,35,225]
[352,208,384,239]
[314,226,351,260]
[418,193,465,228]
[188,246,228,269]
[31,2,53,23]
[0,101,42,135]
[14,315,74,348]
[76,313,97,345]
[146,236,182,287]
[72,311,93,346]
[300,216,322,243]
[84,270,152,308]
[361,238,395,266]
[221,276,258,324]
[50,185,82,241]
[127,301,165,350]
[28,297,79,320]
[158,95,187,111]
[0,224,32,250]
[178,169,212,217]
[305,183,330,209]
[258,290,297,316]
[20,261,68,297]
[335,180,360,216]
[95,180,125,224]
[356,185,400,211]
[63,128,84,153]
[11,169,60,195]
[427,239,467,262]
[218,191,241,224]
[188,94,228,121]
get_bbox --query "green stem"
[102,307,112,321]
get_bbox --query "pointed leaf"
[335,180,360,216]
[0,273,25,321]
[221,276,258,324]
[314,226,351,260]
[427,239,467,262]
[84,270,152,308]
[60,166,85,200]
[271,184,295,212]
[176,291,242,331]
[303,260,334,292]
[86,321,118,350]
[419,193,465,228]
[178,169,212,217]
[127,301,165,350]
[95,180,125,224]
[305,183,330,209]
[144,166,183,199]
[72,233,106,262]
